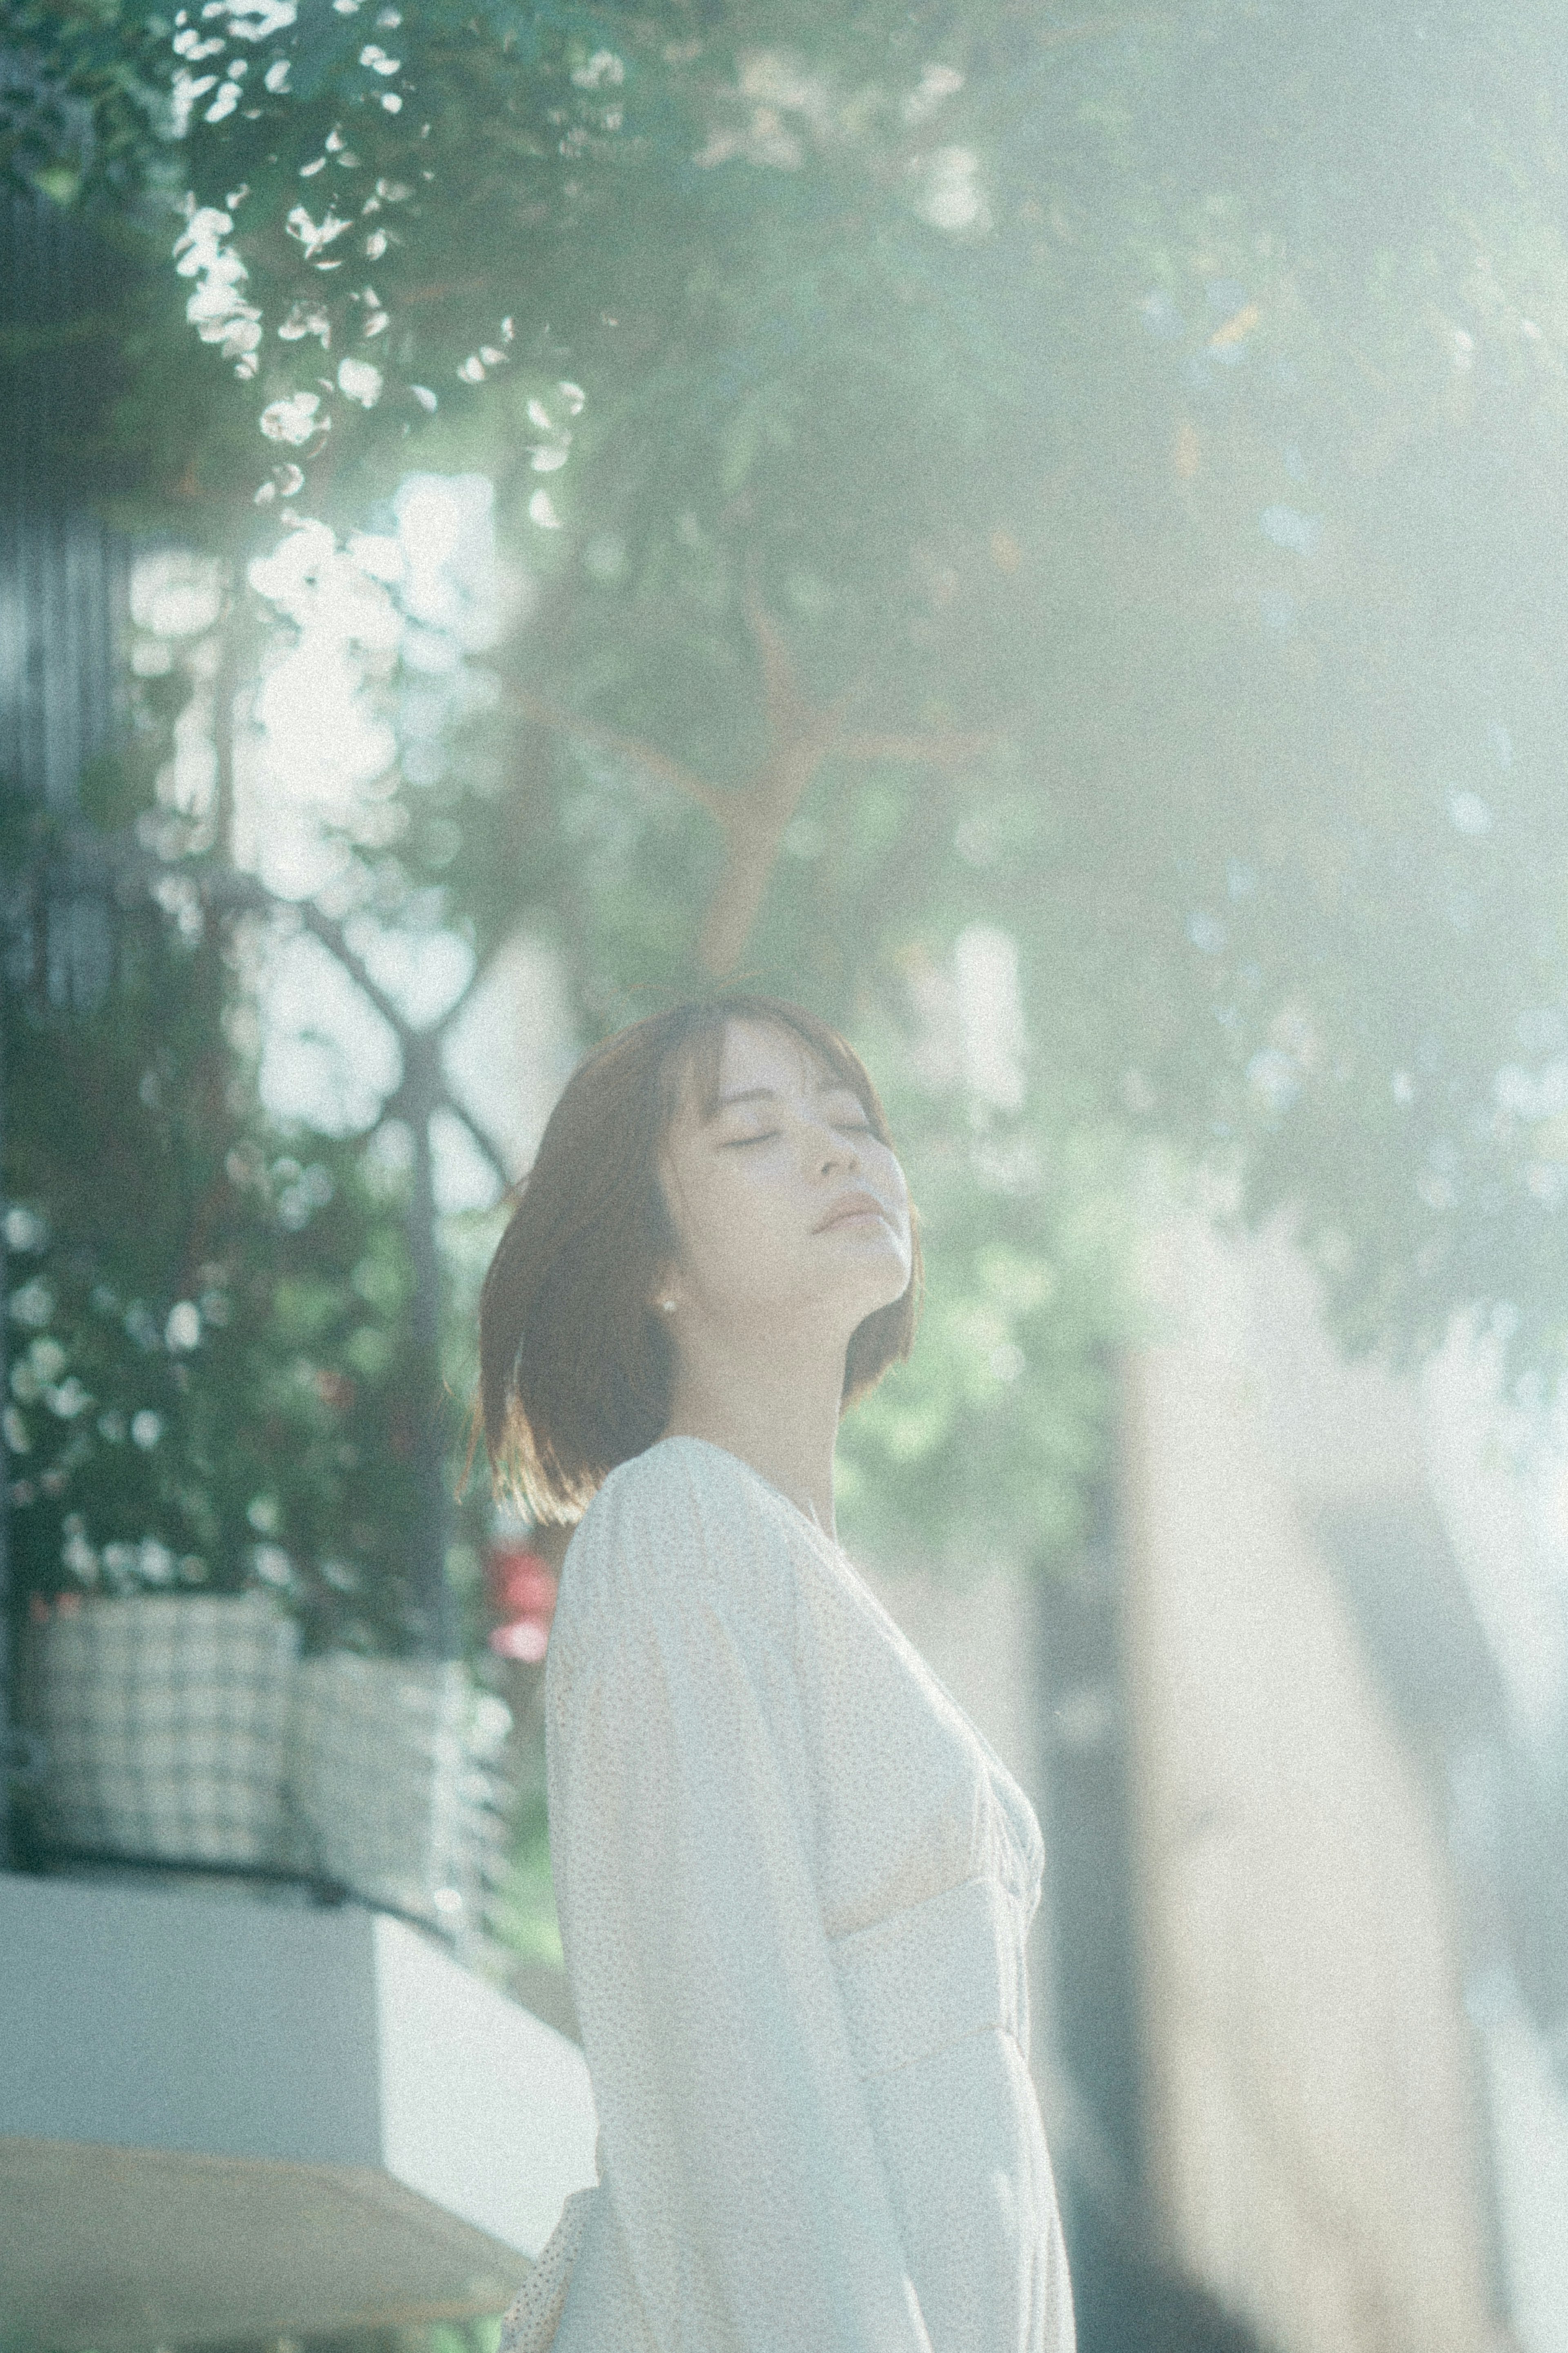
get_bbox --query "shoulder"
[554,1437,803,1657]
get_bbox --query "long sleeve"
[547,1463,935,2353]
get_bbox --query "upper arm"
[544,1458,931,2351]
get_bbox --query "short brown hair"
[479,995,922,1522]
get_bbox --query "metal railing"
[1,178,521,1897]
[2,818,520,1897]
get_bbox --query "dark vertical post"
[209,574,249,866]
[0,989,12,1871]
[403,1030,457,1661]
[1036,1469,1149,2352]
[0,185,135,1864]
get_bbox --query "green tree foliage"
[1,786,459,1650]
[9,0,1568,1569]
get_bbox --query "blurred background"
[2,2,1566,2347]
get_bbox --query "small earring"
[659,1298,676,1314]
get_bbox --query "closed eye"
[720,1131,777,1149]
[821,1093,873,1131]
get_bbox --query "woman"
[481,994,1075,2353]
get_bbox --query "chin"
[846,1250,913,1316]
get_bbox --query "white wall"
[1120,1216,1498,2353]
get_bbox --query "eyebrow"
[709,1079,860,1115]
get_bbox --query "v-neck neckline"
[651,1432,843,1552]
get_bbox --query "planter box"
[23,1599,515,1938]
[22,1593,298,1870]
[289,1654,513,1939]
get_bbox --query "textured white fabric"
[514,1433,1075,2353]
[500,2187,596,2353]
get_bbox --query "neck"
[661,1323,846,1540]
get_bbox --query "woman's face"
[655,1020,913,1348]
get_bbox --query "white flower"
[286,204,351,259]
[252,1543,293,1586]
[337,357,383,406]
[902,63,963,125]
[165,1301,202,1351]
[912,146,990,234]
[138,1538,177,1584]
[174,205,263,375]
[571,49,625,88]
[62,1529,98,1581]
[214,0,299,36]
[260,391,325,445]
[278,301,332,346]
[2,1206,47,1251]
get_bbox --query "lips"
[814,1191,891,1234]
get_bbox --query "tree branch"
[441,1095,513,1191]
[509,689,734,825]
[516,593,1000,977]
[743,571,812,745]
[838,727,998,767]
[297,901,413,1042]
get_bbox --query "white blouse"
[502,1434,1076,2353]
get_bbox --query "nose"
[805,1115,858,1176]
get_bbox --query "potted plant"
[288,1649,514,1935]
[22,1582,299,1870]
[3,801,501,1903]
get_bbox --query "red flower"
[485,1546,557,1624]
